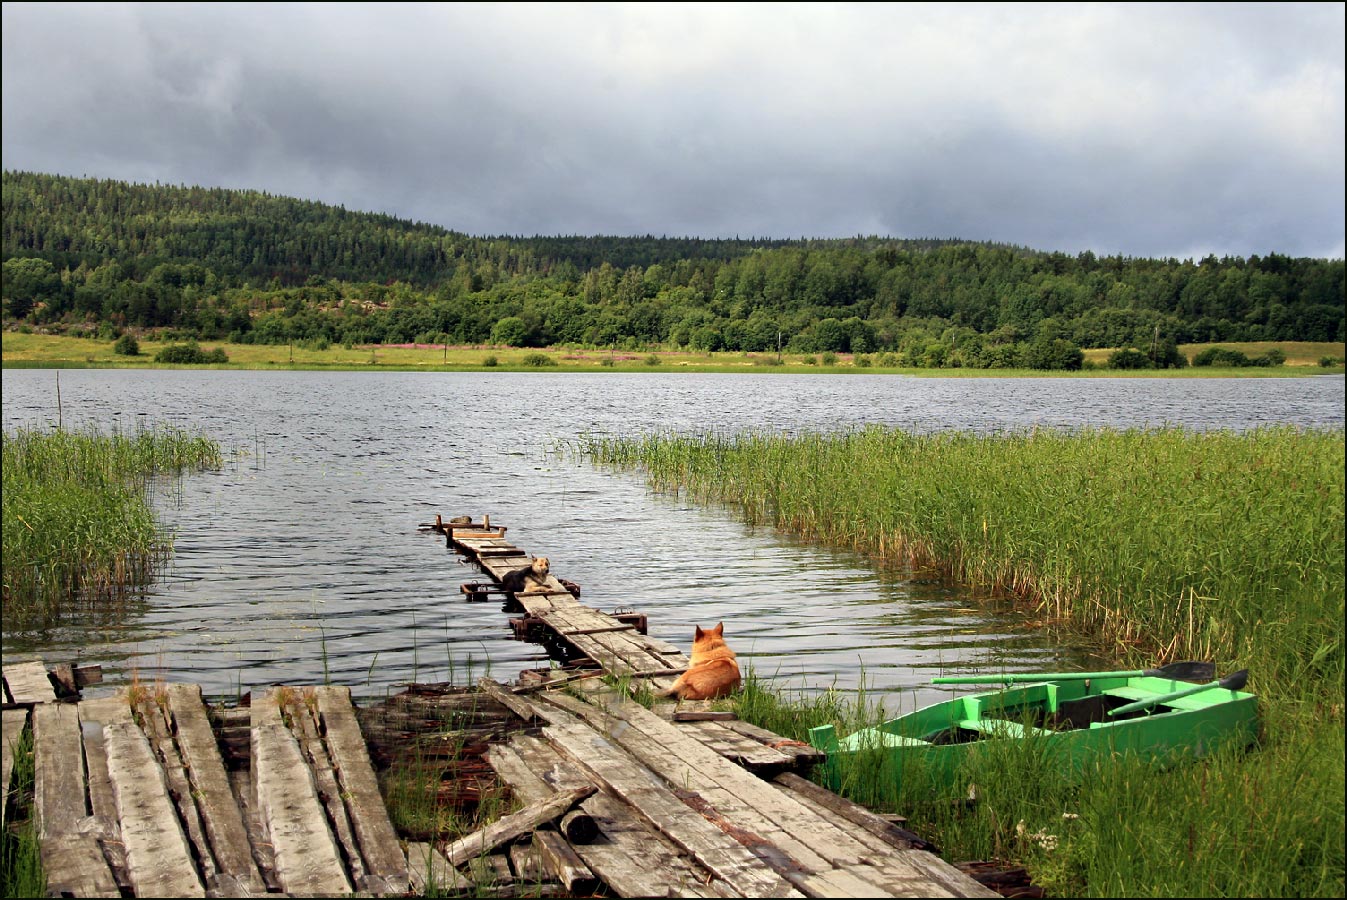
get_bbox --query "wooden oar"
[931,661,1215,685]
[1108,669,1250,717]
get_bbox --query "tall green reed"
[2,424,223,628]
[581,425,1345,700]
[585,425,1345,896]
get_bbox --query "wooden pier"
[0,517,1000,897]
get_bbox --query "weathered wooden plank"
[32,702,89,838]
[229,766,285,894]
[102,710,205,896]
[573,791,728,899]
[406,840,473,893]
[77,697,134,895]
[773,772,934,853]
[252,689,352,896]
[42,835,122,898]
[135,691,219,892]
[165,684,266,895]
[510,840,549,883]
[485,742,553,805]
[314,684,411,895]
[1,708,26,830]
[442,786,595,867]
[5,661,55,703]
[281,688,369,891]
[787,865,902,898]
[543,691,870,871]
[537,713,801,897]
[682,721,795,770]
[719,719,827,768]
[534,826,597,894]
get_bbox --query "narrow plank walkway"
[435,516,997,898]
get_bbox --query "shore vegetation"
[583,425,1345,897]
[2,423,224,629]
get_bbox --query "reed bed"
[582,425,1345,694]
[584,425,1345,896]
[2,424,223,628]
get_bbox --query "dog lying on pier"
[500,556,551,594]
[663,622,741,700]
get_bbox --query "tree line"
[3,170,1343,369]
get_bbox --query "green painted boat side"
[807,675,1258,791]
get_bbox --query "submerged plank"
[252,689,352,896]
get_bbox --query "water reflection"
[2,369,1341,710]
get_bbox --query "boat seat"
[956,719,1055,738]
[1100,686,1213,711]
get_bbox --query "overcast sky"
[3,2,1343,260]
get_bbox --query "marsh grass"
[587,426,1345,896]
[2,423,223,628]
[0,725,44,899]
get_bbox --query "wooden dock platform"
[0,517,1000,897]
[428,516,999,898]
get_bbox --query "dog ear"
[694,625,705,639]
[713,622,724,636]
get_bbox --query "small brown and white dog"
[663,622,741,700]
[500,556,550,594]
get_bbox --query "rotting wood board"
[4,661,55,704]
[252,688,352,896]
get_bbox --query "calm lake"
[3,370,1343,712]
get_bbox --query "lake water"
[3,370,1342,712]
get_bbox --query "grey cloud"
[2,2,1342,258]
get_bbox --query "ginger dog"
[663,622,741,700]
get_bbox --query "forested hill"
[3,170,1343,367]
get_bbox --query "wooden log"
[0,708,26,831]
[314,685,411,895]
[534,827,598,894]
[165,685,266,895]
[101,706,205,897]
[405,840,473,893]
[252,689,352,895]
[560,808,599,844]
[4,660,55,704]
[441,786,596,867]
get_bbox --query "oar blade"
[1221,669,1250,691]
[1145,661,1216,683]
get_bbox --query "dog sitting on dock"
[500,556,550,594]
[662,622,742,700]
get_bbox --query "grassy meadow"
[583,425,1346,897]
[2,424,224,629]
[3,331,1343,375]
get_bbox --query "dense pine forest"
[3,170,1343,369]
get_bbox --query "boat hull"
[808,676,1258,791]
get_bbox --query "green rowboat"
[807,672,1258,790]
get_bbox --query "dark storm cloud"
[3,2,1343,258]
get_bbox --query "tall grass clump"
[2,424,223,628]
[586,425,1345,896]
